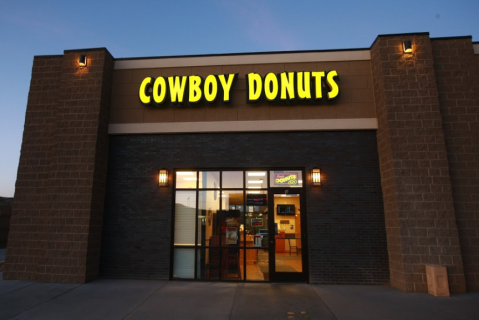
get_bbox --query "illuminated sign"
[274,173,299,186]
[247,71,339,103]
[139,70,339,106]
[139,74,239,106]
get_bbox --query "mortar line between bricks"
[6,284,82,320]
[122,281,168,320]
[404,292,467,320]
[310,286,339,320]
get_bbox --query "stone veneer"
[371,33,471,293]
[4,49,114,282]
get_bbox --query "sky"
[0,0,478,197]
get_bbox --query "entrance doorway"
[171,168,307,282]
[268,189,306,282]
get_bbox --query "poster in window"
[226,227,237,244]
[251,218,263,227]
[273,172,298,186]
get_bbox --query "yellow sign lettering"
[188,76,202,103]
[218,74,237,103]
[168,76,187,103]
[297,72,311,100]
[204,75,218,102]
[139,77,152,105]
[280,72,295,101]
[311,71,325,99]
[264,73,278,101]
[326,71,339,100]
[153,77,167,105]
[247,73,262,103]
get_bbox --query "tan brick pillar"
[4,48,114,283]
[370,33,467,293]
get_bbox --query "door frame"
[268,187,309,282]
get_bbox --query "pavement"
[1,268,478,320]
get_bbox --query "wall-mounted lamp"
[311,168,321,186]
[79,55,87,67]
[403,40,412,53]
[159,169,169,187]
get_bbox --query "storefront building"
[4,33,479,293]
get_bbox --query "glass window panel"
[246,171,267,189]
[174,191,196,246]
[221,248,243,280]
[222,171,243,188]
[197,248,220,280]
[197,191,219,246]
[269,170,303,188]
[176,171,197,189]
[199,171,220,189]
[221,190,245,246]
[173,248,195,279]
[255,248,270,281]
[245,191,268,242]
[220,209,241,247]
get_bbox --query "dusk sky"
[1,0,478,197]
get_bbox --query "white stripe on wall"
[108,118,378,135]
[114,50,371,70]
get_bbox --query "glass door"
[268,189,306,282]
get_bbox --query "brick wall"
[371,33,467,293]
[431,37,479,291]
[101,131,390,285]
[4,56,62,280]
[4,49,114,283]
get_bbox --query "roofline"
[64,47,115,60]
[115,47,370,62]
[370,32,430,47]
[431,35,473,41]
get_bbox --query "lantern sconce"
[159,169,169,187]
[79,55,87,67]
[403,40,412,53]
[311,168,321,186]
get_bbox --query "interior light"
[247,186,262,189]
[159,169,168,187]
[248,180,263,184]
[311,168,321,186]
[79,55,87,67]
[403,40,412,53]
[177,172,195,175]
[247,191,261,194]
[248,172,266,176]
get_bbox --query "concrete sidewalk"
[1,272,478,320]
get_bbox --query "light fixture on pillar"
[159,169,169,187]
[311,168,321,186]
[79,55,87,67]
[403,40,412,53]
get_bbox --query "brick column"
[4,48,114,283]
[371,33,467,293]
[431,37,479,292]
[4,56,62,281]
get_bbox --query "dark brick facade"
[431,37,479,292]
[5,34,478,292]
[371,34,471,293]
[100,131,390,285]
[4,49,114,283]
